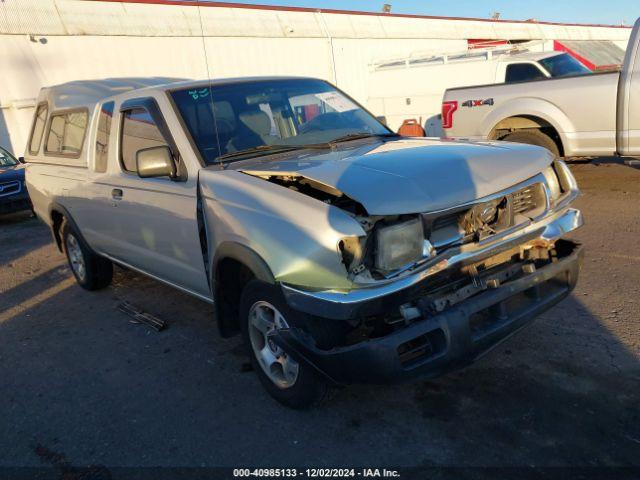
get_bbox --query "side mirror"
[136,146,176,179]
[376,116,388,126]
[18,156,25,164]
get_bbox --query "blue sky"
[209,0,637,26]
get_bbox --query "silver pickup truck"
[26,76,583,408]
[442,18,640,158]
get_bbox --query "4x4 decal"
[462,98,494,107]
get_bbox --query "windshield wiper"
[215,133,399,163]
[216,144,326,162]
[327,132,400,145]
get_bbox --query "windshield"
[170,78,391,164]
[539,53,591,78]
[0,147,18,167]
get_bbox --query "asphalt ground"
[0,158,638,476]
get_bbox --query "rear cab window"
[95,101,115,173]
[505,63,547,83]
[45,109,89,158]
[120,107,169,173]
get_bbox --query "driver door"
[105,97,209,298]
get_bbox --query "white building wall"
[0,0,633,154]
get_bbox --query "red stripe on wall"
[85,0,632,30]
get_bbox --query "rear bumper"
[273,240,583,385]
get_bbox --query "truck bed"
[443,71,620,157]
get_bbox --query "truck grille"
[426,182,546,250]
[512,184,540,215]
[0,181,21,197]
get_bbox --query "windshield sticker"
[315,92,358,113]
[188,88,210,100]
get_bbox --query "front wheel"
[239,280,329,409]
[61,219,113,291]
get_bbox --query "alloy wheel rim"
[248,301,299,389]
[66,234,86,282]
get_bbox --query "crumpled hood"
[236,138,554,215]
[0,164,25,183]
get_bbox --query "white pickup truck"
[442,18,640,158]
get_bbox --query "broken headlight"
[375,217,425,273]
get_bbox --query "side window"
[95,101,114,173]
[29,103,48,154]
[120,107,169,173]
[505,63,547,83]
[45,110,88,157]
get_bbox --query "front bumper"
[0,189,31,215]
[282,207,583,320]
[274,243,582,384]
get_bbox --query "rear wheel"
[61,219,113,290]
[501,130,560,157]
[239,280,329,409]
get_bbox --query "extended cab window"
[120,107,168,173]
[95,101,114,173]
[505,63,547,83]
[45,110,88,157]
[29,103,48,154]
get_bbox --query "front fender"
[200,170,366,291]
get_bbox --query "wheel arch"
[48,203,86,253]
[211,241,276,337]
[481,98,574,156]
[489,115,565,156]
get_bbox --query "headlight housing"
[543,160,578,207]
[375,217,424,273]
[542,166,562,203]
[553,159,578,193]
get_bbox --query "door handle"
[111,188,123,200]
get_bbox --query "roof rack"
[371,40,547,71]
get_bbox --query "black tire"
[501,130,560,157]
[61,218,113,291]
[239,279,330,409]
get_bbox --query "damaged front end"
[261,160,584,384]
[275,236,582,384]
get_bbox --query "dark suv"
[0,146,31,215]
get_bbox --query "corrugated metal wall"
[0,0,633,153]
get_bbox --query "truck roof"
[38,76,319,111]
[38,77,188,111]
[372,47,562,72]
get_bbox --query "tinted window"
[505,63,547,83]
[170,79,389,164]
[95,101,114,173]
[0,146,18,166]
[539,53,591,78]
[29,103,48,154]
[120,107,168,173]
[45,110,88,156]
